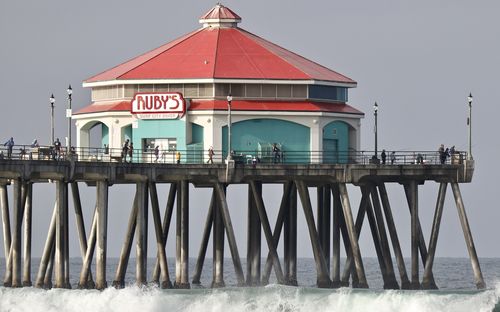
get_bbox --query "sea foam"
[0,283,499,312]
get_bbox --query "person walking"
[176,151,181,164]
[154,146,160,162]
[438,144,445,164]
[128,142,134,163]
[4,137,14,159]
[54,138,61,160]
[122,139,129,162]
[272,143,280,163]
[381,149,387,164]
[207,146,214,164]
[390,151,396,164]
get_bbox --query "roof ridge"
[212,28,221,78]
[85,28,203,83]
[238,28,355,84]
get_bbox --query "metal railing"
[0,145,467,166]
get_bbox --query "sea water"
[0,258,499,312]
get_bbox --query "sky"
[0,0,500,270]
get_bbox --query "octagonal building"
[74,4,364,163]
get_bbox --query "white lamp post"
[374,102,378,161]
[227,94,232,160]
[50,94,55,145]
[467,93,473,160]
[67,85,73,157]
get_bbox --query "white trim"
[83,78,357,88]
[72,111,131,120]
[187,110,363,118]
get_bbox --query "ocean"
[0,257,499,312]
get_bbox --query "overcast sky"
[1,0,500,268]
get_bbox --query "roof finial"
[199,4,241,28]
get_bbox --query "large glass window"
[142,138,177,152]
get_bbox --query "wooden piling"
[178,180,189,288]
[331,184,341,287]
[407,181,421,289]
[11,179,22,287]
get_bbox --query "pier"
[0,148,485,290]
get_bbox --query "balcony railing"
[0,145,467,166]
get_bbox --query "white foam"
[0,283,498,312]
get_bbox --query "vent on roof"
[199,3,241,28]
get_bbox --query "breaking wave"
[1,283,499,312]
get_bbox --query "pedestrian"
[3,137,14,159]
[444,147,450,164]
[449,145,455,156]
[176,151,181,164]
[31,139,39,148]
[53,138,61,160]
[154,146,160,162]
[438,144,445,164]
[272,143,280,163]
[390,151,396,164]
[122,139,129,162]
[381,149,387,164]
[104,144,109,155]
[128,142,134,163]
[207,146,214,164]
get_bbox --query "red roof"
[74,101,130,115]
[74,99,363,115]
[84,6,355,85]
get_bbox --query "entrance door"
[323,138,338,164]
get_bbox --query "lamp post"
[50,94,55,144]
[67,85,73,157]
[227,94,232,160]
[374,102,378,161]
[467,93,473,160]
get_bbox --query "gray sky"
[1,0,500,265]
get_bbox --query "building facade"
[73,4,364,163]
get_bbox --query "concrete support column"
[22,183,33,286]
[451,182,486,289]
[331,184,341,287]
[176,180,190,289]
[11,179,22,287]
[136,181,148,286]
[408,181,421,289]
[1,183,12,286]
[246,182,261,286]
[212,187,225,288]
[284,182,297,285]
[55,181,68,288]
[96,180,108,290]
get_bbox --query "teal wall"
[133,119,186,153]
[101,124,109,147]
[191,123,204,144]
[323,120,349,163]
[222,118,310,163]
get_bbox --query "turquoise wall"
[101,124,109,147]
[191,123,204,144]
[222,118,310,163]
[133,119,186,153]
[323,121,349,163]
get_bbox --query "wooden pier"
[0,158,485,289]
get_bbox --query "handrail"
[0,144,467,166]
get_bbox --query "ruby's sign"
[131,92,186,119]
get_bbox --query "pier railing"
[0,145,467,165]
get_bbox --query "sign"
[131,92,186,119]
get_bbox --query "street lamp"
[227,94,233,160]
[374,102,378,162]
[67,85,73,157]
[467,93,473,160]
[50,94,55,144]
